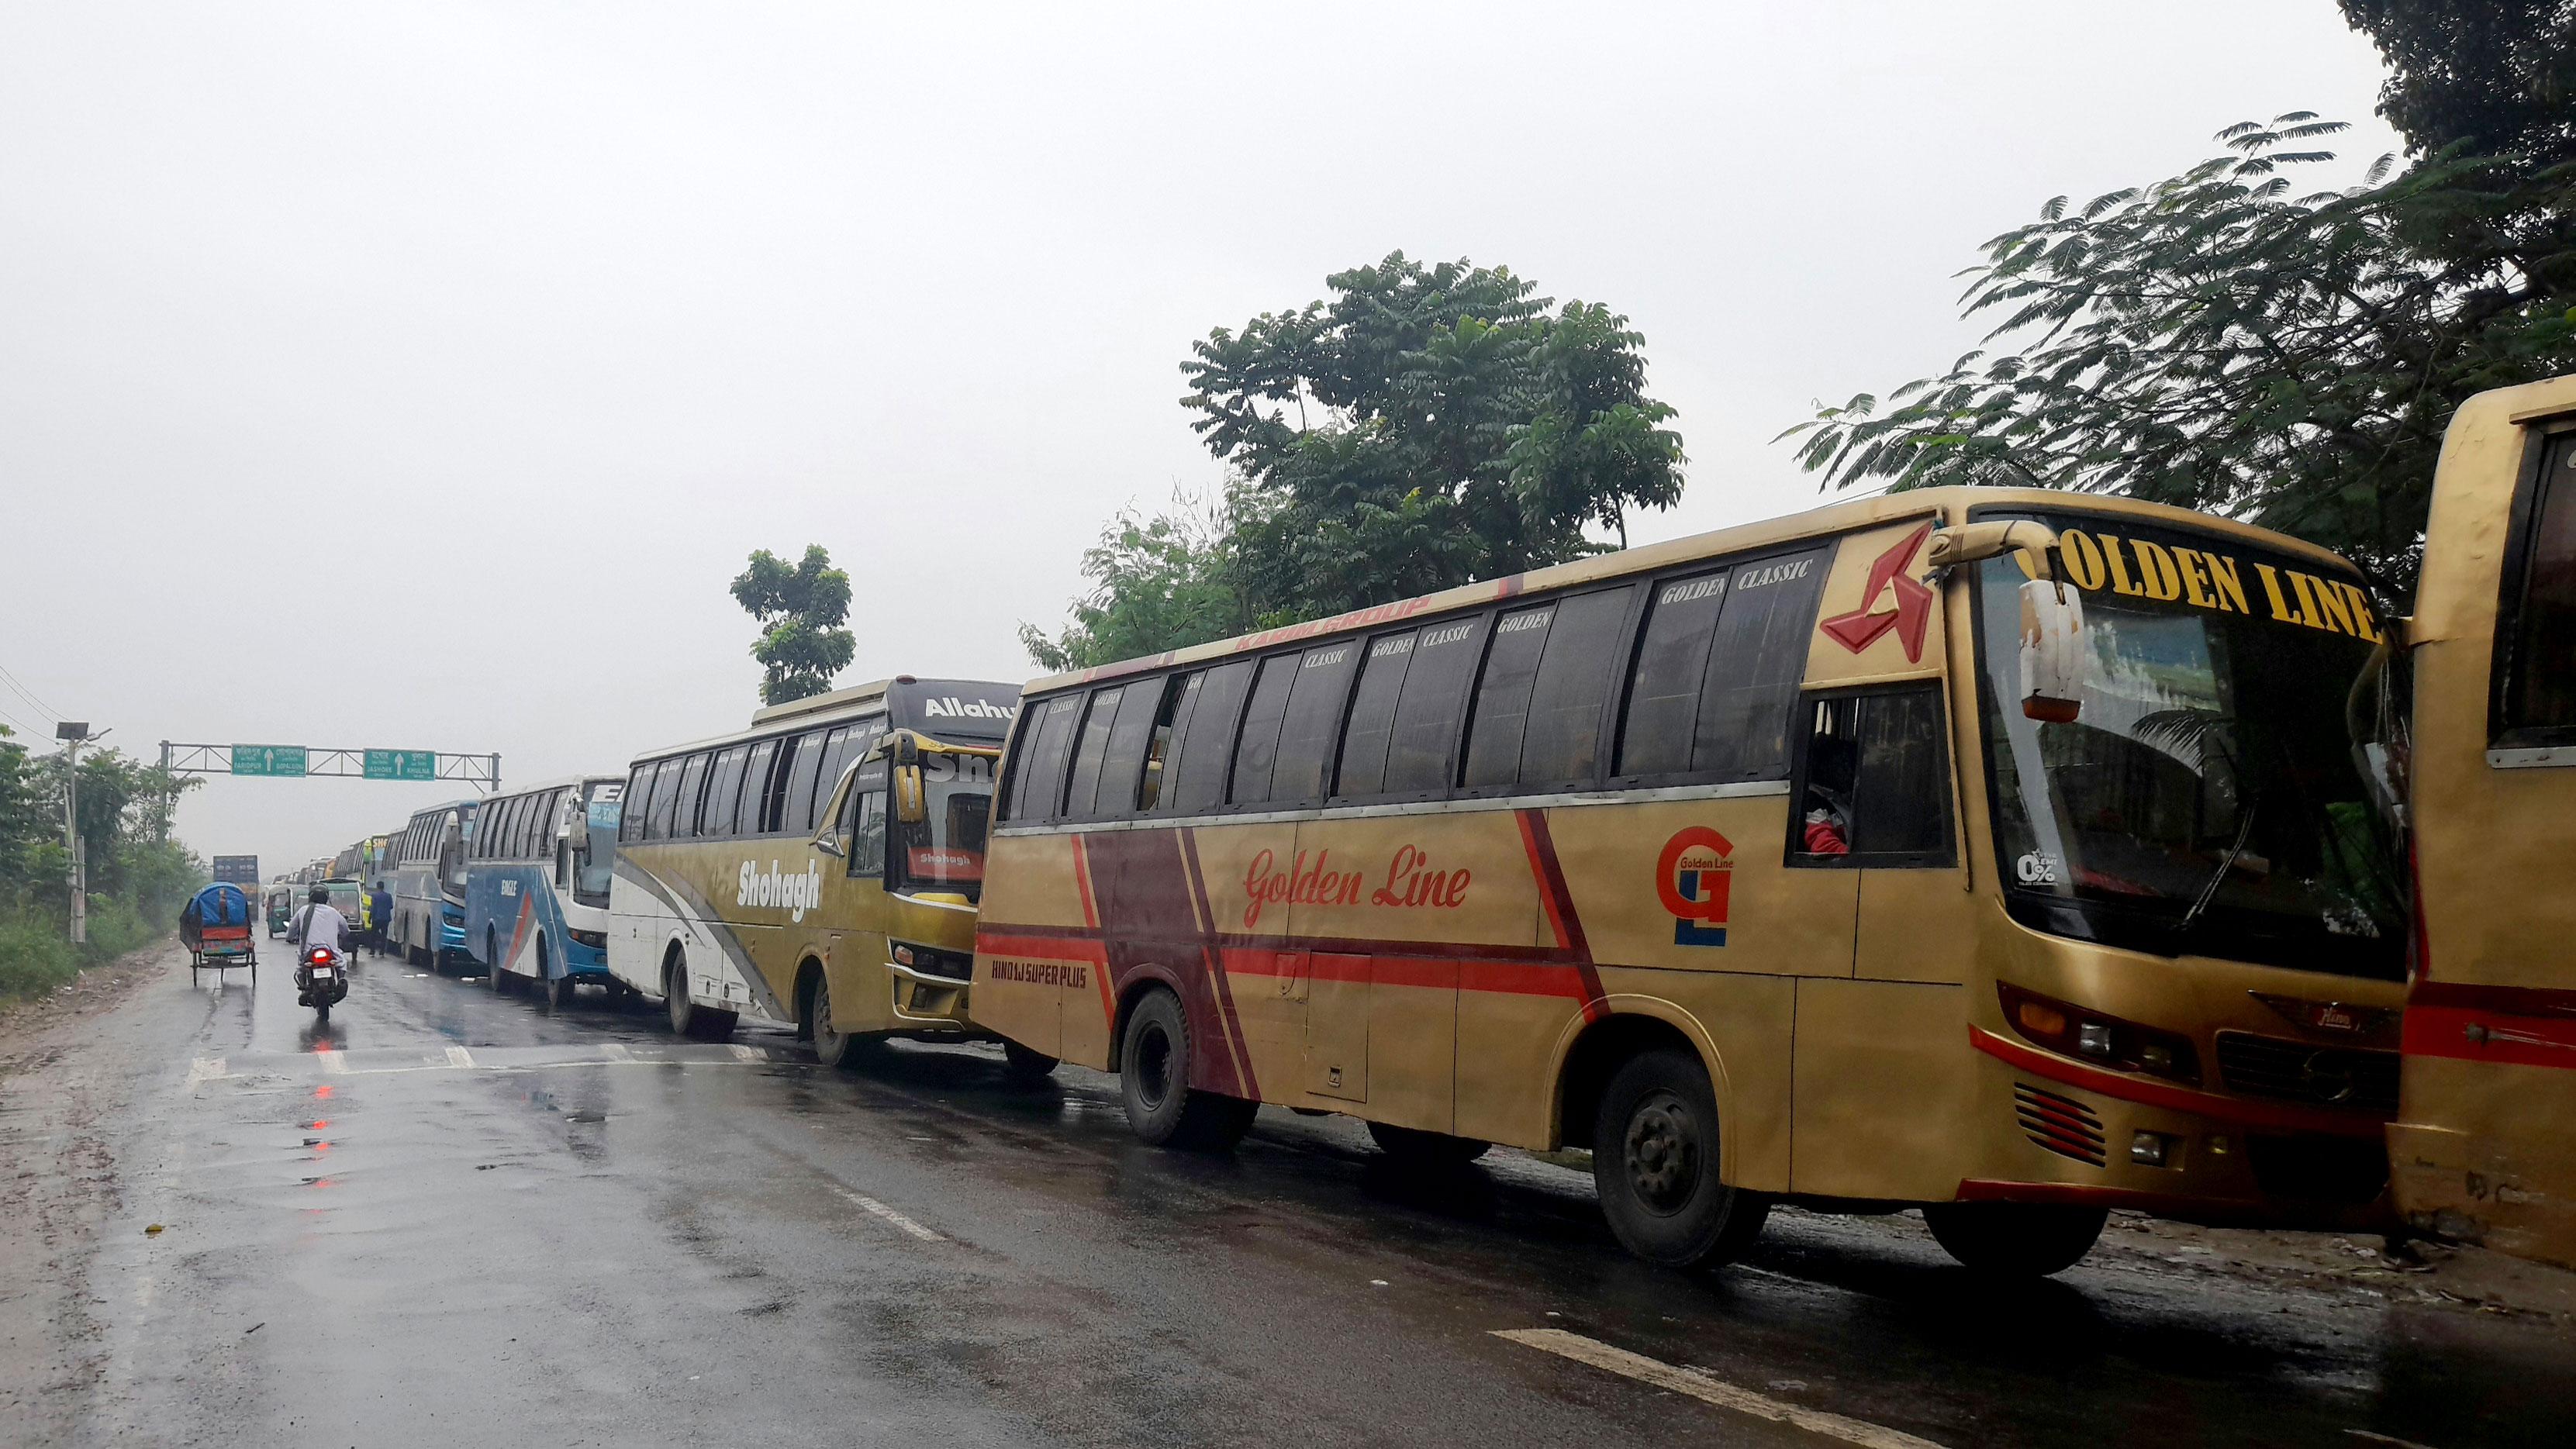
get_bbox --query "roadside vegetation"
[0,724,202,1002]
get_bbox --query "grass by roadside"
[0,902,170,1003]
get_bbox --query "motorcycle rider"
[287,884,353,954]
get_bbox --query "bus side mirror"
[1926,519,2059,582]
[894,764,927,824]
[809,768,852,857]
[2019,579,2087,723]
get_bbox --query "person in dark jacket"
[368,881,395,956]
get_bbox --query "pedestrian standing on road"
[368,881,394,956]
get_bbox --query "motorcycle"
[296,944,350,1019]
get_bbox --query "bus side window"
[1269,641,1362,803]
[806,725,857,830]
[620,768,650,844]
[1335,630,1419,799]
[1382,615,1490,793]
[1160,661,1255,815]
[646,760,683,840]
[1061,685,1127,819]
[672,751,714,840]
[1699,546,1833,779]
[779,729,827,836]
[2500,431,2576,736]
[1008,695,1086,823]
[1516,585,1637,788]
[1138,672,1199,814]
[848,764,889,876]
[1097,678,1165,816]
[1790,688,1954,866]
[1462,603,1557,788]
[735,740,779,838]
[1228,655,1301,805]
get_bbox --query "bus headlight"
[889,942,971,981]
[1999,984,2201,1085]
[568,928,607,950]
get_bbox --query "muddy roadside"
[0,938,178,1444]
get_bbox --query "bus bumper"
[886,960,972,1027]
[565,937,615,982]
[1963,1026,2398,1231]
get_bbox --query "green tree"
[1183,252,1687,622]
[730,545,856,706]
[1779,116,2576,591]
[2339,0,2576,166]
[1018,492,1259,674]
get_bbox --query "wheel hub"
[1623,1090,1701,1214]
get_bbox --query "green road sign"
[364,749,437,781]
[230,745,308,778]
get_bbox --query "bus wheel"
[1367,1121,1490,1168]
[546,974,576,1014]
[1922,1202,2106,1277]
[1119,988,1255,1151]
[663,956,734,1040]
[485,930,509,992]
[1001,1040,1058,1085]
[810,971,865,1069]
[1592,1047,1770,1269]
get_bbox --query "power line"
[0,660,62,723]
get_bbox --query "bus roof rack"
[751,678,894,727]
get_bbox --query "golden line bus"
[2367,373,2576,1271]
[606,675,1054,1071]
[972,488,2409,1274]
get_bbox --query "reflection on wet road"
[34,947,2576,1447]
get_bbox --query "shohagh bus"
[388,799,480,970]
[2365,373,2576,1272]
[606,676,1046,1070]
[972,488,2410,1274]
[463,774,627,1011]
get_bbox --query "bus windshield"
[1972,521,2405,978]
[575,779,620,907]
[893,750,994,900]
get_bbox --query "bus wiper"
[2176,797,2259,936]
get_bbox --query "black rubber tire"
[314,1003,330,1022]
[1922,1202,2108,1277]
[1001,1040,1060,1084]
[810,970,867,1068]
[1118,988,1256,1150]
[546,972,576,1014]
[486,930,509,992]
[1366,1120,1491,1167]
[1591,1046,1770,1269]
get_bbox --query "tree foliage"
[1780,116,2576,590]
[2340,0,2576,166]
[1026,253,1688,665]
[0,725,204,1000]
[1018,492,1258,674]
[730,544,857,705]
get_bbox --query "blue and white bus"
[389,798,480,971]
[464,775,626,1009]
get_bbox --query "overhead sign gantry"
[159,741,501,792]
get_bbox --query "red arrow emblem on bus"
[1819,522,1936,662]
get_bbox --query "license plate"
[309,968,337,981]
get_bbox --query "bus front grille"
[2014,1082,2105,1166]
[2213,1033,2399,1113]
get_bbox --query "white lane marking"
[316,1051,347,1075]
[1494,1328,1942,1449]
[598,1044,633,1062]
[183,1057,226,1090]
[730,1044,762,1062]
[834,1188,942,1243]
[444,1046,474,1068]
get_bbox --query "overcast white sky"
[0,2,2402,875]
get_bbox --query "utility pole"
[56,722,95,945]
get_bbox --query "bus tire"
[486,930,509,992]
[809,970,866,1069]
[1592,1047,1770,1270]
[663,955,735,1040]
[1119,988,1255,1151]
[1001,1040,1059,1084]
[1366,1120,1490,1168]
[545,972,576,1015]
[1922,1202,2106,1277]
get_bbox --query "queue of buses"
[289,376,2576,1279]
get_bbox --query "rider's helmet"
[309,885,330,906]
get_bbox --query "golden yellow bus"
[607,675,1052,1071]
[973,488,2410,1274]
[2371,373,2576,1271]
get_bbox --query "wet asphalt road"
[22,941,2576,1448]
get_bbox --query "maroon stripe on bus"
[1178,828,1259,1099]
[1516,810,1607,1022]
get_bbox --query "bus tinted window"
[646,759,683,840]
[1619,570,1731,775]
[1161,660,1255,814]
[809,724,858,829]
[1462,604,1557,788]
[1697,547,1831,779]
[1797,688,1953,861]
[1518,586,1637,786]
[502,796,528,857]
[1099,679,1165,815]
[780,729,827,836]
[1228,656,1301,805]
[1062,686,1127,818]
[621,766,652,844]
[1383,615,1490,792]
[757,734,802,833]
[1139,674,1193,812]
[1009,695,1086,822]
[673,753,713,838]
[1270,642,1362,802]
[2506,432,2576,731]
[701,746,747,837]
[737,740,779,837]
[1335,631,1418,798]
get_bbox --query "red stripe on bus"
[974,930,1108,962]
[1179,828,1259,1098]
[1970,1026,2386,1139]
[2407,979,2576,1019]
[1516,810,1607,1023]
[1066,836,1117,1028]
[2402,1003,2576,1071]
